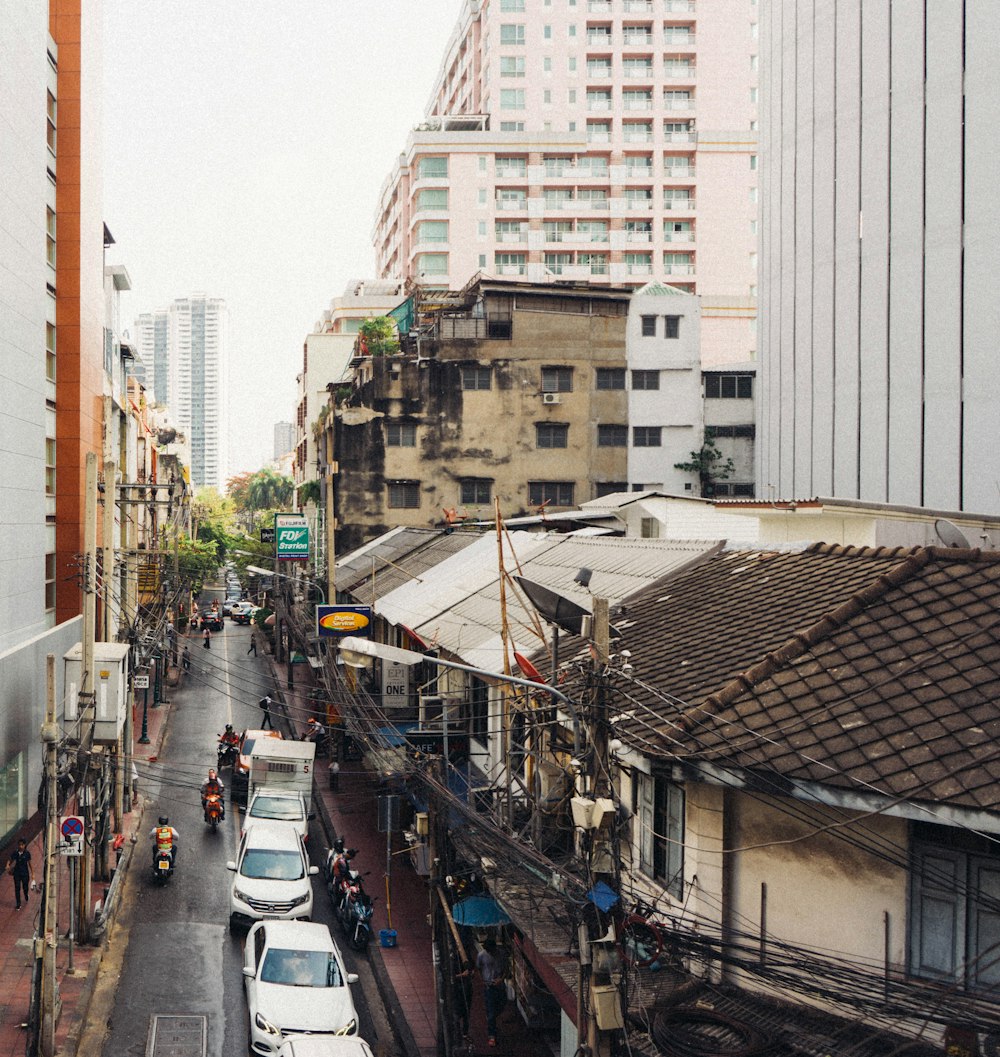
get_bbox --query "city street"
[85,618,387,1057]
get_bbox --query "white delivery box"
[247,739,316,813]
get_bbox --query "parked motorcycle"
[324,840,357,903]
[203,792,224,830]
[337,869,375,950]
[151,849,175,884]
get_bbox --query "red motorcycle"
[204,793,224,830]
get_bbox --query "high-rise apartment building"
[373,0,758,369]
[134,294,230,490]
[757,2,1000,515]
[274,421,295,460]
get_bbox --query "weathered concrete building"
[332,280,632,552]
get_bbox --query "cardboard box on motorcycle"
[247,739,316,813]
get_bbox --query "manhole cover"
[146,1014,207,1057]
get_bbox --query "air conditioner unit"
[542,392,561,405]
[418,695,444,726]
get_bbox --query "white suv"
[227,820,318,931]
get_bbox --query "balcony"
[664,130,698,144]
[626,263,653,275]
[625,164,654,178]
[664,164,696,178]
[622,35,654,47]
[542,198,575,210]
[495,199,528,211]
[663,263,695,275]
[664,96,694,110]
[623,65,654,79]
[664,196,695,210]
[588,0,612,10]
[587,66,613,80]
[664,32,696,46]
[663,229,694,243]
[496,230,527,243]
[577,197,610,210]
[587,97,613,111]
[623,96,654,111]
[664,64,696,79]
[623,0,653,10]
[587,131,612,144]
[624,198,653,210]
[587,32,613,45]
[665,0,696,11]
[496,165,527,178]
[498,264,527,276]
[624,128,654,143]
[626,230,652,242]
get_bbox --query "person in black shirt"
[8,839,33,909]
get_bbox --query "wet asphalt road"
[96,618,382,1057]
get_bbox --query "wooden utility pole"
[325,423,337,604]
[78,453,98,942]
[39,655,60,1057]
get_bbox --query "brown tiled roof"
[608,543,915,738]
[661,546,1000,812]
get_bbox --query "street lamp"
[337,636,581,755]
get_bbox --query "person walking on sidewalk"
[7,839,34,909]
[247,634,257,657]
[203,627,211,649]
[477,937,506,1047]
[182,646,191,672]
[259,694,274,730]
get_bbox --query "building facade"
[329,280,631,552]
[133,294,229,490]
[757,1,1000,514]
[373,0,758,370]
[273,420,295,460]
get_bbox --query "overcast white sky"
[102,1,463,477]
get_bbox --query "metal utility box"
[591,984,625,1030]
[63,643,131,744]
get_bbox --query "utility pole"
[39,654,60,1057]
[324,422,337,605]
[78,452,98,943]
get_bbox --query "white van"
[227,820,318,931]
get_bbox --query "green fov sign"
[275,514,309,561]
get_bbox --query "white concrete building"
[134,294,230,490]
[373,0,758,372]
[757,1,1000,514]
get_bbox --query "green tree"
[674,433,735,497]
[358,316,399,357]
[176,534,220,597]
[227,468,294,531]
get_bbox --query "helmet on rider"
[208,768,217,780]
[225,723,234,733]
[334,837,345,853]
[158,816,169,826]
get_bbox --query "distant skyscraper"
[134,294,229,490]
[274,421,295,460]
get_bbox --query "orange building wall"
[52,0,106,622]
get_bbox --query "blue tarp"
[586,881,620,913]
[451,896,511,927]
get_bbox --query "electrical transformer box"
[63,643,131,744]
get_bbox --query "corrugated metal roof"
[336,528,481,597]
[373,533,718,673]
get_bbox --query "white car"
[243,920,360,1055]
[227,820,318,931]
[243,790,312,842]
[277,1039,375,1057]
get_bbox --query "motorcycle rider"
[327,838,354,907]
[217,724,239,764]
[305,716,327,749]
[200,767,226,821]
[150,815,179,867]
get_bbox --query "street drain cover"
[146,1014,207,1057]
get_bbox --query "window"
[500,121,525,132]
[417,220,448,243]
[632,370,660,390]
[461,366,492,391]
[46,207,56,267]
[417,156,448,179]
[707,424,755,439]
[750,153,758,171]
[578,220,608,242]
[46,91,56,154]
[500,23,526,45]
[712,482,756,497]
[461,479,492,505]
[598,424,628,446]
[416,253,448,276]
[622,24,653,44]
[536,423,569,449]
[640,315,657,337]
[45,553,56,611]
[704,374,753,399]
[544,24,552,38]
[388,482,420,509]
[541,366,573,393]
[544,252,572,274]
[909,825,1000,992]
[496,155,527,176]
[625,252,652,274]
[500,0,525,9]
[45,438,56,495]
[529,482,575,506]
[588,120,612,143]
[45,322,56,382]
[569,23,577,36]
[495,251,526,275]
[637,772,684,897]
[543,89,552,104]
[664,315,680,338]
[633,426,662,447]
[415,188,448,211]
[501,55,526,77]
[640,517,660,539]
[543,221,572,242]
[543,56,552,72]
[500,89,526,109]
[596,368,625,390]
[385,421,417,447]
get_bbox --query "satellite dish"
[514,576,623,639]
[935,519,972,549]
